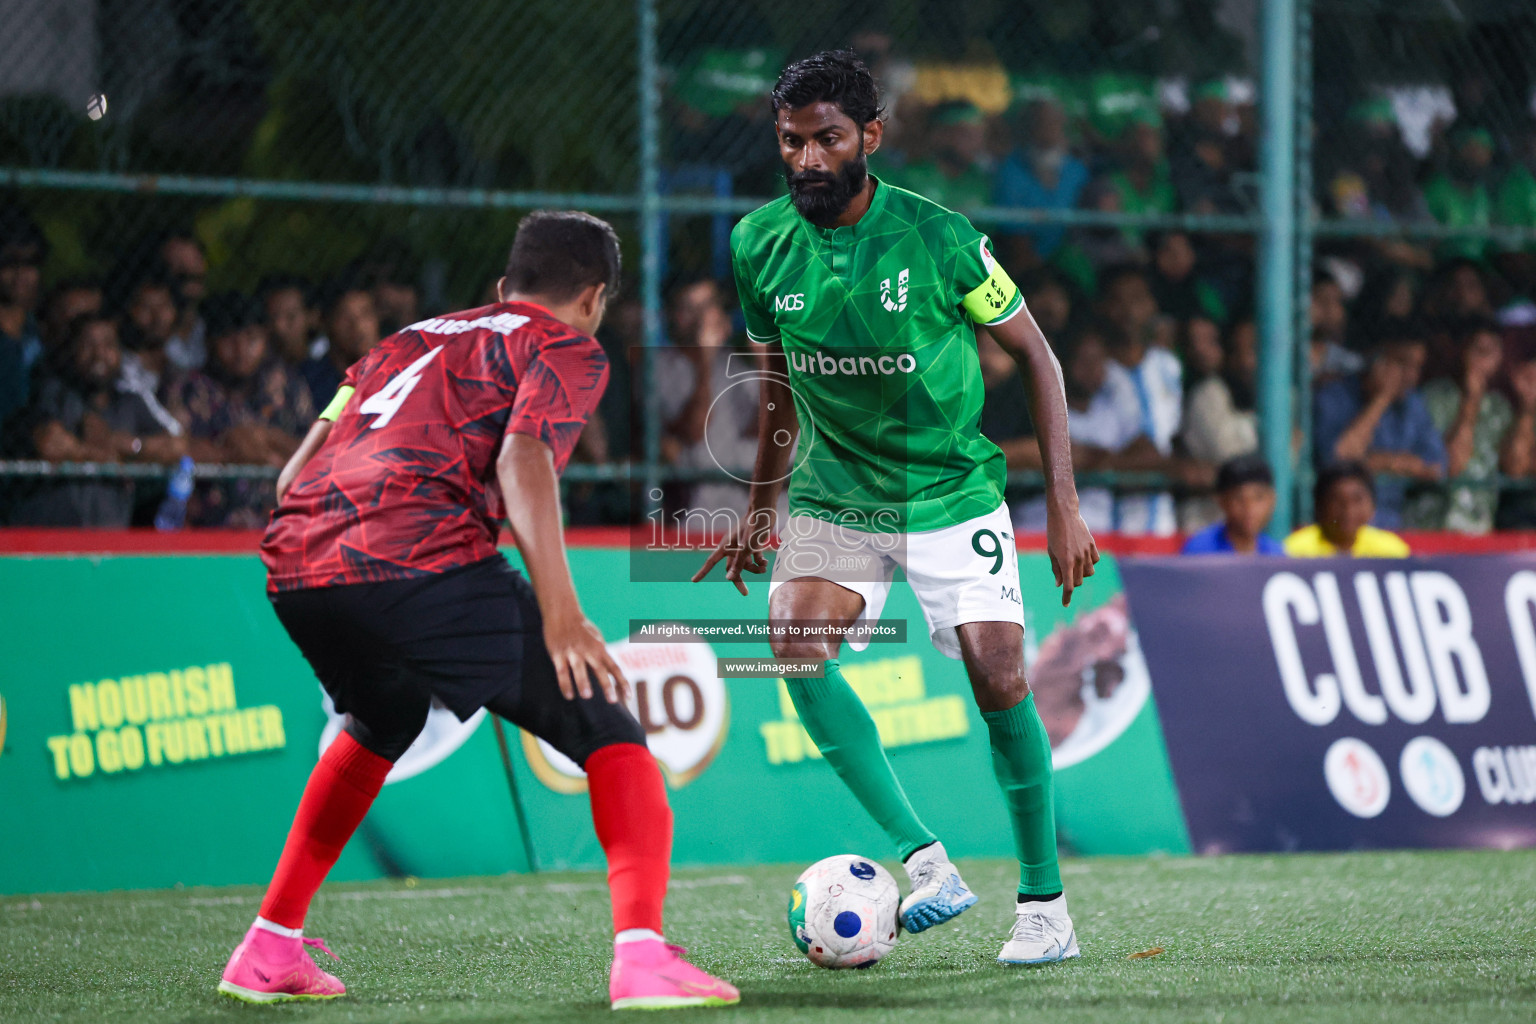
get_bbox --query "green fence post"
[637,0,663,521]
[1293,0,1315,528]
[1258,0,1299,537]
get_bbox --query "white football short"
[768,504,1025,659]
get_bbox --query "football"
[787,854,900,969]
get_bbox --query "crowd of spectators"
[6,36,1536,544]
[0,213,396,527]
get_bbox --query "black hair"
[1216,452,1274,493]
[316,274,372,320]
[502,210,622,304]
[1314,459,1374,509]
[42,276,102,310]
[257,273,314,305]
[121,270,185,314]
[1098,262,1150,294]
[1368,316,1427,351]
[0,206,48,262]
[201,291,265,341]
[771,50,885,126]
[1055,315,1118,364]
[1445,313,1503,343]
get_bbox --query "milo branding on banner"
[522,635,729,792]
[1122,556,1536,853]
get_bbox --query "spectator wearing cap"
[300,279,380,410]
[1313,319,1446,528]
[12,313,186,527]
[1181,454,1283,554]
[170,293,315,526]
[995,96,1089,268]
[1406,316,1515,534]
[258,275,318,367]
[888,100,993,213]
[1170,80,1241,214]
[1285,461,1409,557]
[1107,110,1176,228]
[0,212,47,425]
[1424,127,1495,261]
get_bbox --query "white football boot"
[898,841,978,933]
[998,893,1080,964]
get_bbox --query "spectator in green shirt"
[1407,316,1517,534]
[1108,109,1177,226]
[887,100,994,213]
[1424,127,1495,260]
[1497,125,1536,234]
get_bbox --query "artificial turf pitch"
[3,850,1534,1023]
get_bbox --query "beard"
[786,152,868,228]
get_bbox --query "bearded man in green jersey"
[694,51,1099,965]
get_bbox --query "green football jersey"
[731,177,1024,532]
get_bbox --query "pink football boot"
[217,924,346,1003]
[610,939,740,1011]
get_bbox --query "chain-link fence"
[2,0,1535,537]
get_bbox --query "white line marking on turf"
[187,874,751,907]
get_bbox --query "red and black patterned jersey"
[261,301,608,592]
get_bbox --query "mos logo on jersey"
[775,293,805,312]
[523,634,729,792]
[880,268,909,313]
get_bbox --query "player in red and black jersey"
[219,212,739,1011]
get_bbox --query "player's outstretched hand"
[1046,506,1100,607]
[691,508,773,595]
[544,613,630,704]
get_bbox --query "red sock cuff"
[325,730,393,790]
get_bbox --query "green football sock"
[982,693,1063,895]
[786,660,936,860]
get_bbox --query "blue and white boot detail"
[898,841,978,933]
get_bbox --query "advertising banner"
[2,548,1187,894]
[1121,555,1536,854]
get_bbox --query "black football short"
[270,555,644,764]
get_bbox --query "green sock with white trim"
[785,659,936,859]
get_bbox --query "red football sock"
[585,742,672,935]
[258,731,392,929]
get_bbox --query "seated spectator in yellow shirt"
[1285,460,1411,558]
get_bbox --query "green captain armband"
[319,385,355,422]
[962,262,1023,326]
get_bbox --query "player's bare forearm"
[276,419,332,502]
[498,433,582,619]
[497,432,629,703]
[747,345,798,515]
[691,345,794,592]
[982,312,1099,605]
[982,314,1078,514]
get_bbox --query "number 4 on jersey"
[358,346,443,428]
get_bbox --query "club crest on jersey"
[880,268,909,313]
